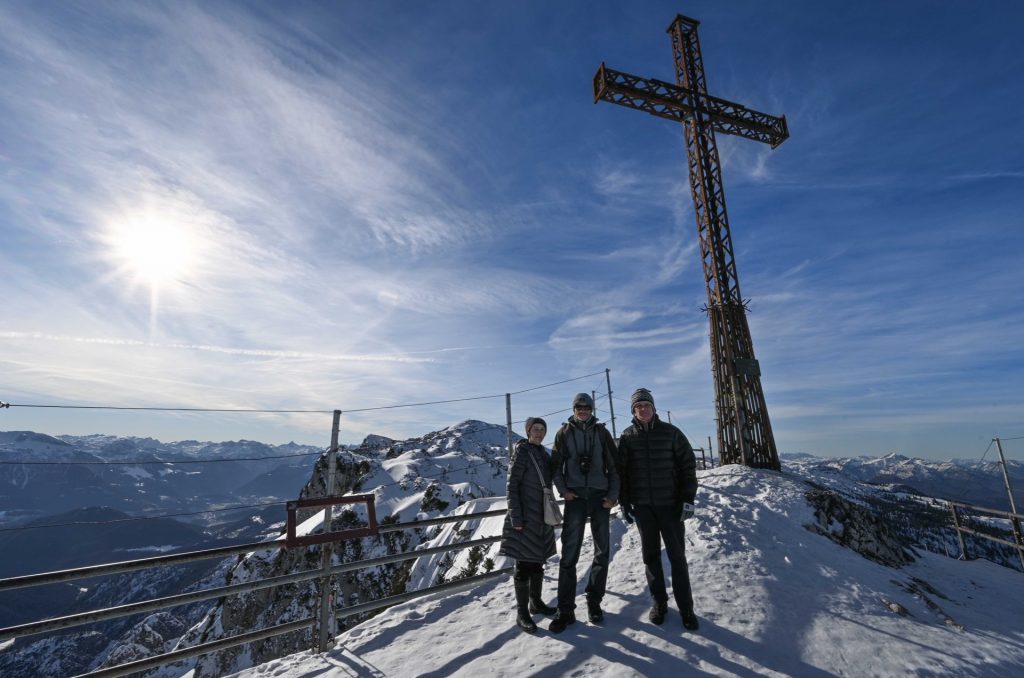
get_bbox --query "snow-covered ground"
[227,466,1024,677]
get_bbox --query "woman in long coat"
[498,417,558,633]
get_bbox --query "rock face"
[96,612,188,669]
[805,488,915,567]
[179,420,512,678]
[0,561,225,678]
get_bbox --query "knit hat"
[524,417,548,434]
[630,388,655,411]
[572,392,595,409]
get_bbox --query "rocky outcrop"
[805,488,915,567]
[94,612,188,670]
[177,421,511,678]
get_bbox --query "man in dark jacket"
[619,387,700,631]
[548,392,620,632]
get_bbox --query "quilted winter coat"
[498,440,557,563]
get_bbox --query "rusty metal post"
[949,502,969,561]
[317,410,341,652]
[605,369,617,438]
[994,438,1024,570]
[708,436,714,468]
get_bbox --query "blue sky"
[1,1,1022,461]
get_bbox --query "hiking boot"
[648,602,668,625]
[586,599,604,623]
[549,610,576,633]
[682,609,700,631]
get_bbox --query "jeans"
[556,493,611,611]
[633,503,693,612]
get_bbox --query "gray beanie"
[572,392,595,409]
[524,417,548,435]
[630,388,655,411]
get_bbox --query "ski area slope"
[230,466,1024,677]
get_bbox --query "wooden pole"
[949,502,969,561]
[505,394,514,459]
[994,438,1024,571]
[605,369,617,438]
[317,410,341,652]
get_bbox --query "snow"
[121,466,154,480]
[114,545,183,554]
[228,466,1024,677]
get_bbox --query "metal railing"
[948,499,1024,571]
[0,499,512,678]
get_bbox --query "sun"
[106,212,198,288]
[97,204,212,331]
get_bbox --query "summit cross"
[594,14,788,470]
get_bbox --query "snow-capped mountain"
[4,425,1023,677]
[171,420,514,678]
[0,431,325,523]
[781,451,1024,509]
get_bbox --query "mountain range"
[1,423,1022,676]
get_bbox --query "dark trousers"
[556,493,611,611]
[634,504,693,612]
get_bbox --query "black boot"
[649,601,668,625]
[528,571,556,615]
[513,576,537,633]
[549,609,576,633]
[682,609,700,631]
[586,598,604,623]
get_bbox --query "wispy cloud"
[1,2,1022,460]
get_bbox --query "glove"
[621,503,634,525]
[680,502,695,521]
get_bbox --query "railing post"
[994,437,1024,571]
[505,394,514,458]
[317,410,341,652]
[605,368,617,439]
[709,436,715,467]
[949,502,969,561]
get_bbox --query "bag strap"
[524,447,550,489]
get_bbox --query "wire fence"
[0,369,617,535]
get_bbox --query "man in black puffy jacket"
[619,387,700,631]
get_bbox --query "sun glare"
[105,212,199,289]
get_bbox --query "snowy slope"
[229,466,1024,677]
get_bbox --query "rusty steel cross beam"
[593,64,788,149]
[594,14,786,470]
